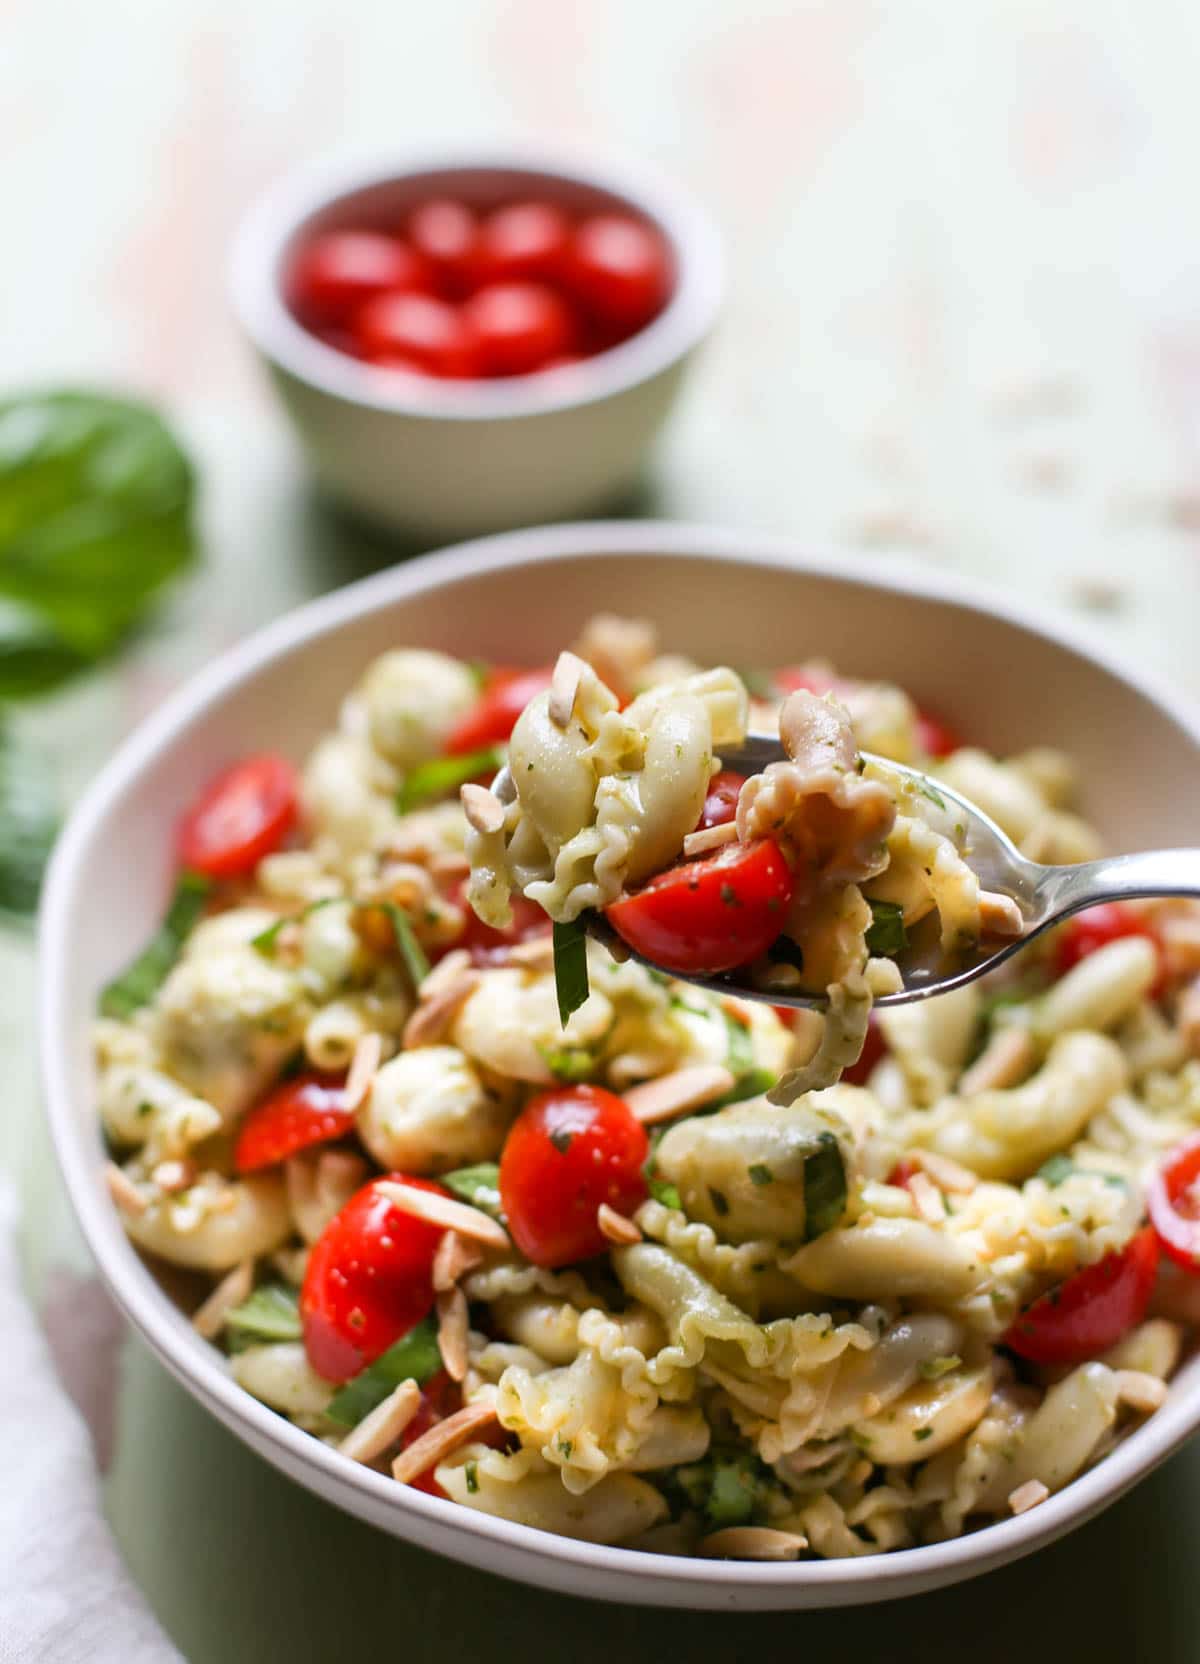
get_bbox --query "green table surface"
[7,0,1200,1656]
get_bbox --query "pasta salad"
[96,615,1200,1563]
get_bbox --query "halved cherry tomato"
[843,1015,888,1086]
[301,1176,448,1382]
[399,1370,511,1494]
[1004,1226,1160,1363]
[450,877,550,966]
[914,708,962,759]
[355,292,480,378]
[234,1074,352,1173]
[408,199,478,295]
[286,231,430,329]
[499,1086,649,1267]
[605,839,795,976]
[886,1158,919,1189]
[1053,904,1164,992]
[1147,1133,1200,1272]
[564,214,672,332]
[475,201,572,285]
[445,666,555,754]
[464,281,575,376]
[697,770,746,831]
[177,753,299,880]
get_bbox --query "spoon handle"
[1035,849,1200,924]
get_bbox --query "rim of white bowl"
[38,522,1200,1606]
[229,144,725,423]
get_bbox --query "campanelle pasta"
[95,618,1200,1563]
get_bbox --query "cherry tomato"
[464,282,575,376]
[287,232,430,329]
[445,666,555,754]
[234,1074,353,1173]
[564,214,672,333]
[886,1158,919,1189]
[407,198,478,294]
[450,877,550,966]
[499,1086,649,1267]
[605,840,795,976]
[1148,1132,1200,1272]
[773,666,845,698]
[843,1015,888,1086]
[475,201,571,285]
[177,753,299,880]
[914,708,962,759]
[1004,1226,1160,1363]
[301,1176,448,1382]
[697,770,746,831]
[355,292,480,378]
[398,1369,462,1495]
[1053,904,1164,990]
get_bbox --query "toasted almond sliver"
[151,1158,195,1195]
[910,1149,979,1194]
[391,1398,500,1485]
[460,783,506,835]
[1008,1479,1049,1515]
[430,852,472,880]
[698,1527,807,1561]
[504,936,556,970]
[419,947,472,1000]
[597,1203,642,1245]
[624,1065,737,1126]
[1115,1369,1169,1413]
[958,1026,1035,1096]
[979,890,1025,938]
[908,1170,947,1225]
[433,1229,484,1292]
[437,1286,470,1383]
[860,1392,883,1418]
[403,972,480,1050]
[548,650,586,728]
[105,1161,148,1215]
[340,1377,422,1466]
[343,1031,384,1112]
[682,822,740,859]
[191,1258,255,1340]
[375,1180,510,1249]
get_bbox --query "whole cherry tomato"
[445,666,555,754]
[234,1074,353,1173]
[475,201,572,285]
[287,232,430,329]
[177,753,298,880]
[407,198,479,295]
[1147,1132,1200,1272]
[1053,904,1164,990]
[605,839,795,975]
[451,877,551,966]
[499,1086,649,1267]
[464,282,575,376]
[697,770,746,831]
[355,292,480,377]
[301,1176,448,1382]
[1004,1227,1160,1364]
[564,214,672,333]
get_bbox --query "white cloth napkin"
[0,1178,182,1664]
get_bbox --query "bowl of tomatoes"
[231,148,723,538]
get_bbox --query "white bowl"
[38,523,1200,1610]
[230,149,723,538]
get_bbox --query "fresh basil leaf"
[325,1317,443,1429]
[552,916,589,1025]
[1036,1153,1075,1188]
[369,901,429,988]
[396,746,505,814]
[865,898,908,958]
[803,1131,848,1240]
[748,1162,774,1187]
[99,870,211,1018]
[223,1283,301,1344]
[0,725,59,913]
[251,896,340,955]
[672,1448,771,1530]
[647,1176,682,1211]
[442,1163,504,1220]
[537,1043,597,1083]
[708,1010,777,1108]
[917,1353,962,1381]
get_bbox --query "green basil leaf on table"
[0,726,59,913]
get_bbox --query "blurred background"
[6,1,1200,1658]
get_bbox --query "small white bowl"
[38,524,1200,1609]
[230,149,723,538]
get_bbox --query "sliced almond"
[1008,1479,1049,1515]
[437,1286,470,1383]
[958,1025,1035,1096]
[339,1377,422,1466]
[419,948,472,1000]
[1114,1369,1169,1413]
[151,1158,196,1195]
[343,1032,383,1112]
[460,784,506,836]
[429,851,472,880]
[910,1149,979,1194]
[391,1397,500,1485]
[548,650,586,728]
[375,1180,510,1249]
[979,890,1024,938]
[191,1258,254,1340]
[433,1230,484,1292]
[624,1065,736,1126]
[105,1161,147,1215]
[682,822,740,859]
[402,971,480,1050]
[908,1170,947,1224]
[597,1203,642,1245]
[504,935,555,970]
[698,1527,807,1561]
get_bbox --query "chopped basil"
[673,1449,768,1530]
[552,916,590,1025]
[548,1128,573,1155]
[223,1283,302,1345]
[748,1162,774,1187]
[370,901,430,989]
[99,870,211,1018]
[865,898,908,959]
[647,1176,682,1211]
[708,1186,730,1217]
[915,779,946,811]
[710,1010,777,1108]
[914,1427,934,1443]
[803,1132,848,1240]
[442,1163,504,1220]
[918,1354,962,1381]
[396,746,505,814]
[557,1438,574,1459]
[465,1459,480,1493]
[325,1316,442,1428]
[251,896,339,954]
[537,1043,596,1083]
[1037,1154,1075,1188]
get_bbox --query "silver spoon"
[494,737,1200,1009]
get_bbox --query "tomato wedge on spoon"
[1147,1133,1200,1272]
[1004,1226,1159,1363]
[234,1074,353,1174]
[177,753,299,879]
[605,839,795,976]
